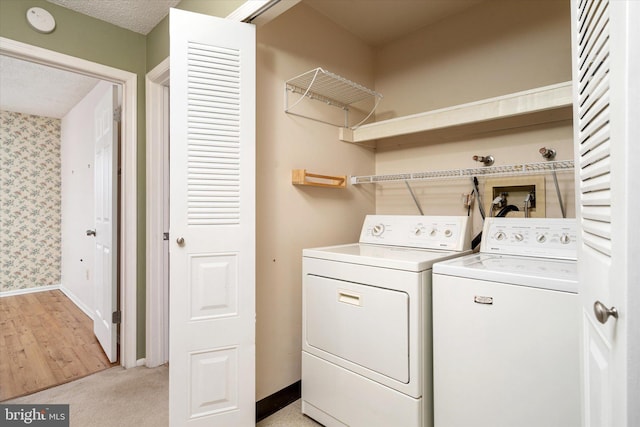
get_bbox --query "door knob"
[86,229,96,236]
[594,300,618,324]
[176,237,185,246]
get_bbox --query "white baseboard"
[136,358,146,367]
[59,286,94,319]
[0,284,61,297]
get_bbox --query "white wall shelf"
[285,67,383,129]
[350,160,574,185]
[339,81,573,143]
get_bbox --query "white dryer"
[432,217,580,427]
[302,215,472,427]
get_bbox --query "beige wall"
[255,3,376,400]
[372,0,574,234]
[374,0,572,118]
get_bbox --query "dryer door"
[305,274,409,383]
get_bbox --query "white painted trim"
[145,57,170,368]
[0,284,61,298]
[0,37,138,369]
[226,0,300,25]
[59,286,93,318]
[136,358,147,367]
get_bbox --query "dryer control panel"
[359,215,471,251]
[480,217,577,260]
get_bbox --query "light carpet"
[5,364,323,427]
[5,365,169,427]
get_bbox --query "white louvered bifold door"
[576,0,611,257]
[572,0,640,426]
[169,9,256,427]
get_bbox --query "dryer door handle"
[338,290,361,306]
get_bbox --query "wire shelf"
[350,160,575,185]
[284,68,383,129]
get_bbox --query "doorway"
[0,59,122,399]
[0,37,138,369]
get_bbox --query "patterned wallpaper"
[0,110,62,292]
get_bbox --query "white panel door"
[571,0,640,425]
[93,84,119,363]
[169,8,255,427]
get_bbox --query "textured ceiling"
[46,0,181,34]
[0,55,100,119]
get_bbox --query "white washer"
[432,217,580,427]
[302,215,472,427]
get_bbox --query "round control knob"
[372,224,385,236]
[536,234,547,243]
[413,227,423,236]
[514,233,524,242]
[430,228,438,237]
[560,234,571,244]
[495,231,506,241]
[444,229,453,237]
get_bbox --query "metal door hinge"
[112,310,122,324]
[163,232,169,241]
[113,106,122,122]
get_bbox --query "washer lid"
[303,243,471,272]
[433,253,578,293]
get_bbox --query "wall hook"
[473,155,495,166]
[539,147,557,160]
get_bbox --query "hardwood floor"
[0,289,114,401]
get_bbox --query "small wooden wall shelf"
[292,169,347,188]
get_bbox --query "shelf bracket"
[404,181,424,215]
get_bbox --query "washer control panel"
[480,217,577,260]
[359,215,471,251]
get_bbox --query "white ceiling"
[46,0,181,35]
[0,0,483,119]
[0,55,100,119]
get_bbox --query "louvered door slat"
[578,0,607,64]
[581,205,611,223]
[576,0,612,258]
[581,172,611,194]
[579,91,609,132]
[578,38,609,98]
[186,41,241,226]
[579,129,610,161]
[581,228,612,256]
[578,58,609,109]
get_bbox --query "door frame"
[0,37,138,369]
[145,57,170,367]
